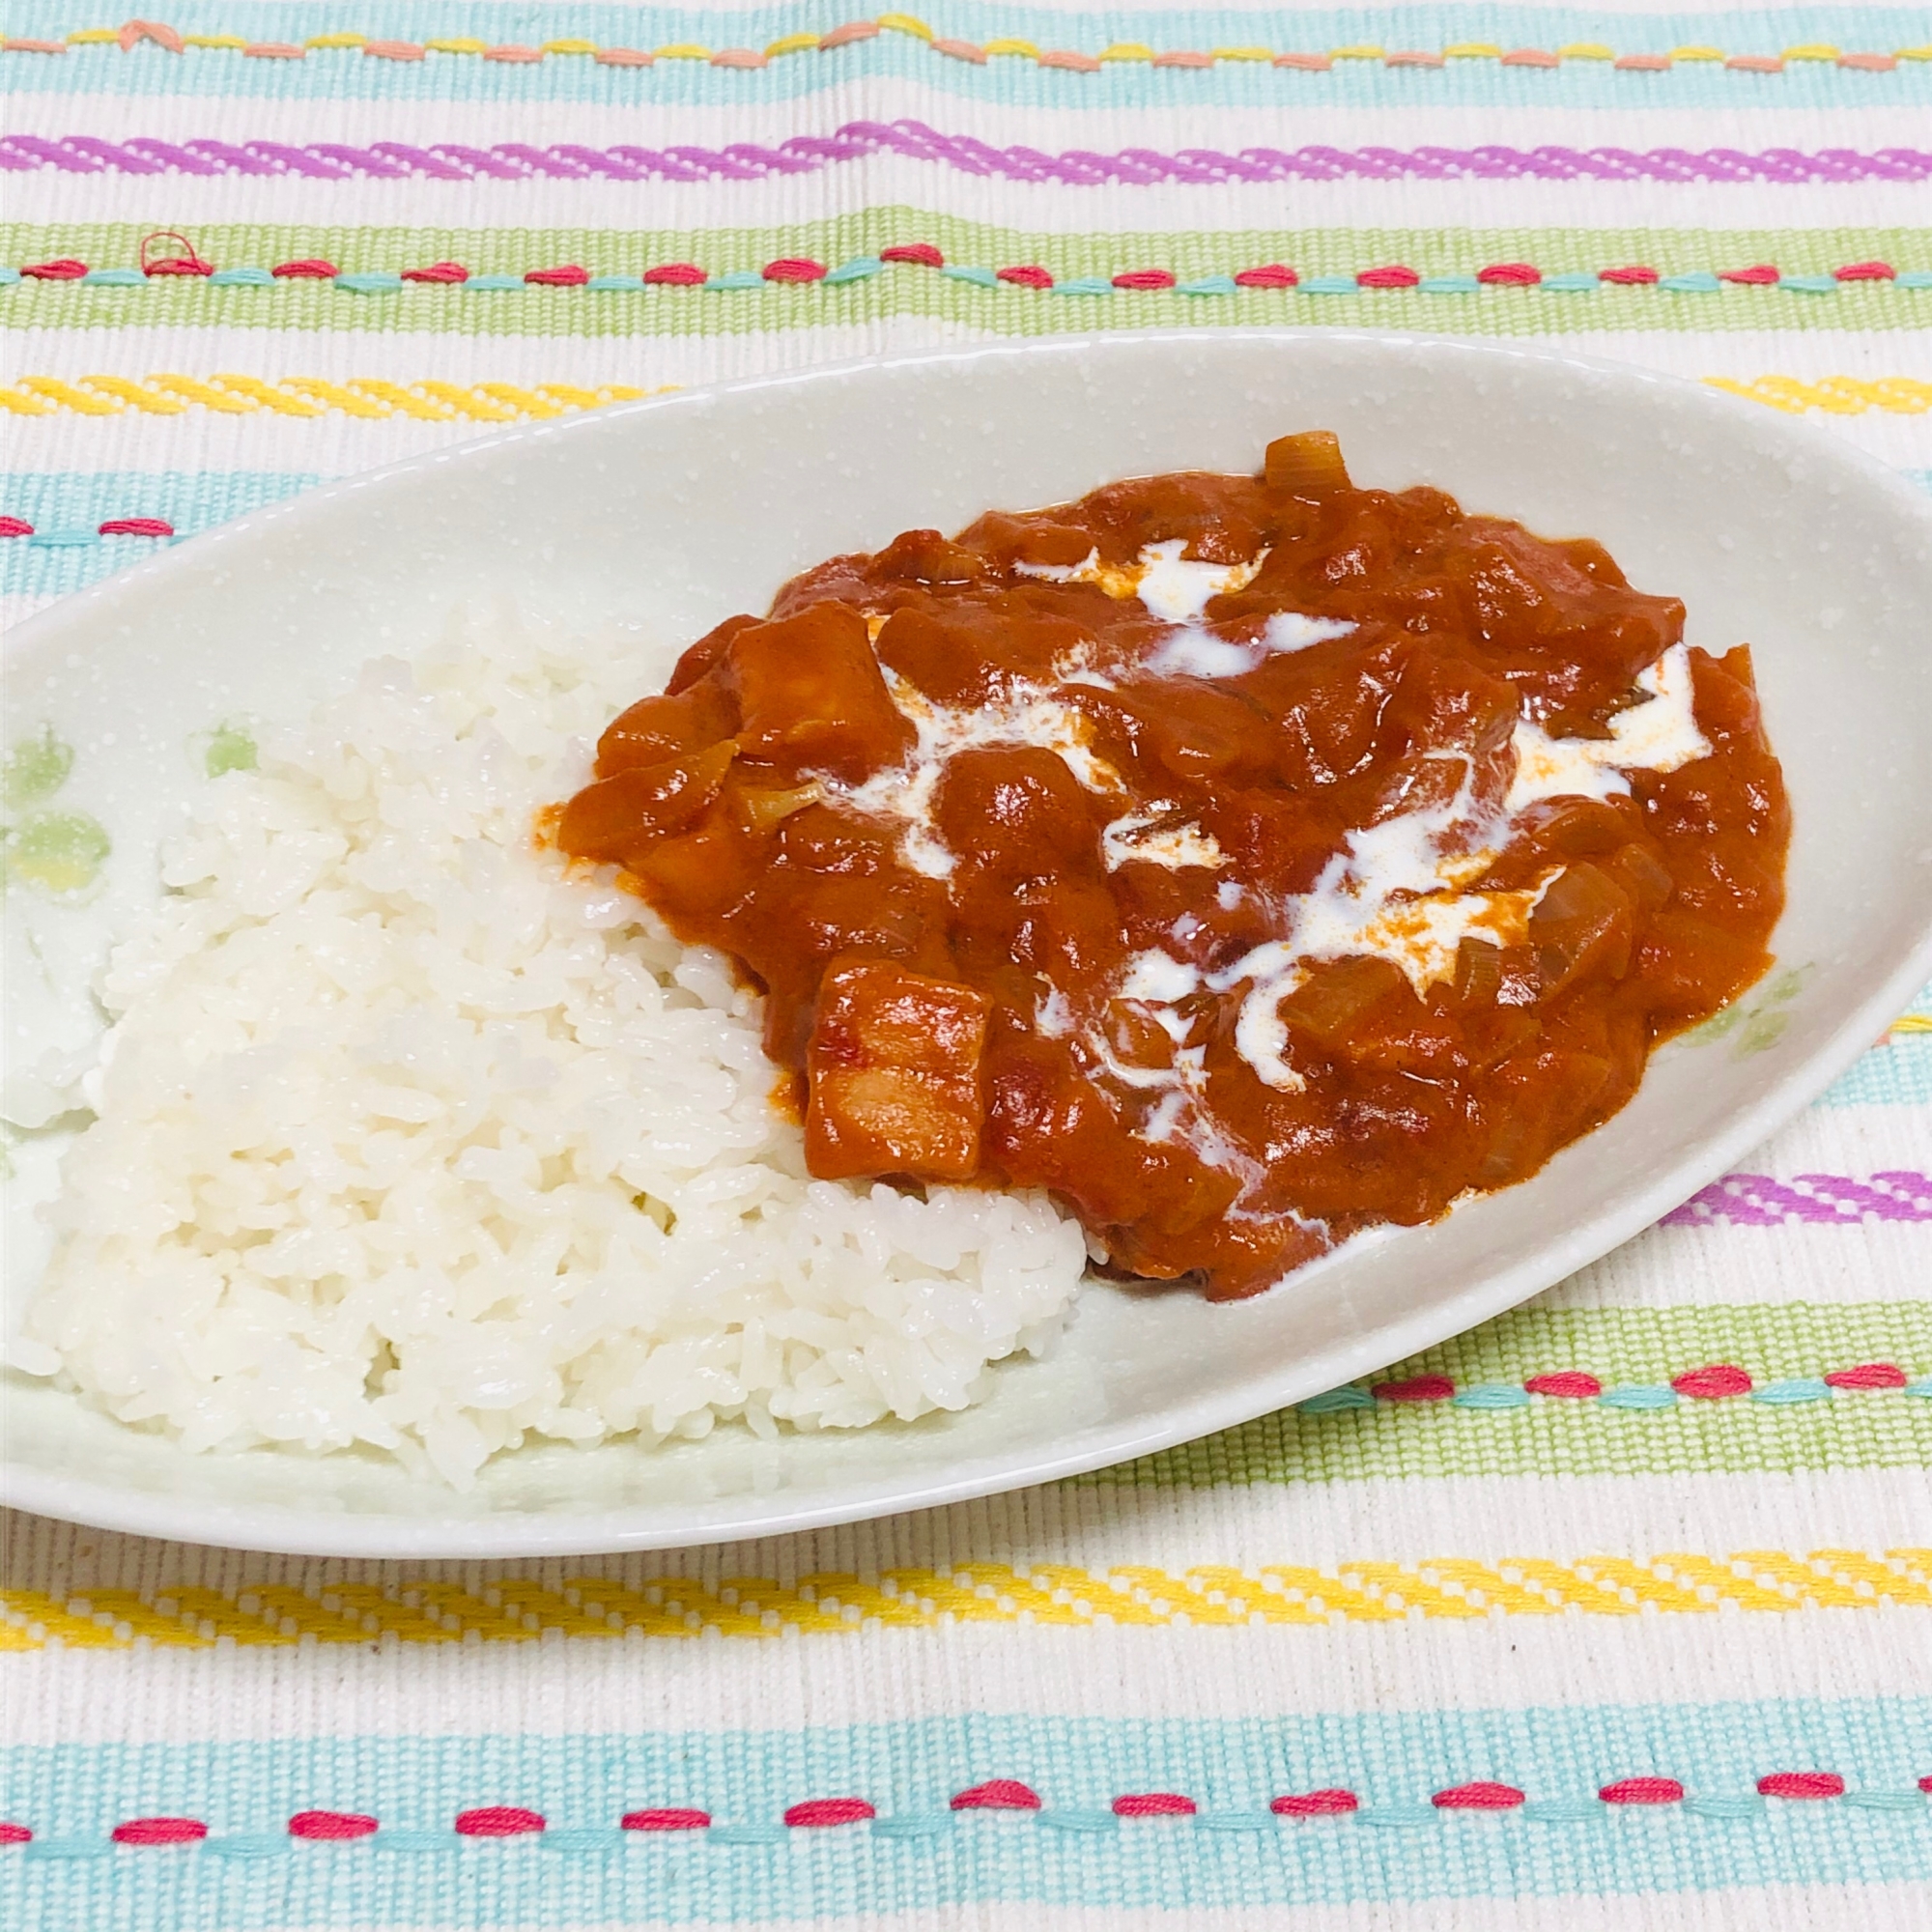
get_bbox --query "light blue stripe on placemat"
[1,1700,1927,1926]
[1821,1037,1932,1106]
[1,469,324,526]
[1,472,324,599]
[5,6,1929,108]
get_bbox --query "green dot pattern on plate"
[201,722,259,779]
[2,725,74,808]
[4,810,112,896]
[1687,962,1810,1059]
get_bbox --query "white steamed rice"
[16,613,1088,1485]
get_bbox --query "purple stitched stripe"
[3,128,1928,185]
[1662,1171,1932,1227]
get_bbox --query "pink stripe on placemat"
[620,1808,712,1832]
[1112,1792,1198,1817]
[952,1780,1041,1810]
[4,133,1924,187]
[111,1818,208,1844]
[288,1811,379,1839]
[453,1806,544,1836]
[783,1798,875,1828]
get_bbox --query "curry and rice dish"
[560,432,1789,1300]
[17,432,1786,1479]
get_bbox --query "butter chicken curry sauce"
[559,434,1788,1296]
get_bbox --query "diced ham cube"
[806,961,988,1180]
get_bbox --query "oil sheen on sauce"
[558,433,1790,1297]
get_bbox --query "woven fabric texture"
[3,8,1930,1928]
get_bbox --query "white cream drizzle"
[1014,539,1263,618]
[1101,812,1227,872]
[1121,950,1205,1004]
[838,668,1125,878]
[1132,539,1266,623]
[1505,642,1712,811]
[1149,609,1360,679]
[1017,540,1355,681]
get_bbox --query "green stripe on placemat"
[2,218,1923,338]
[1090,1302,1932,1488]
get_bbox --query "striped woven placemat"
[4,10,1929,1926]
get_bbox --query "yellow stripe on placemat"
[4,374,1926,422]
[6,23,1926,67]
[4,1552,1927,1648]
[0,376,666,419]
[1706,375,1932,415]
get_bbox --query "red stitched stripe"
[1270,1789,1358,1816]
[0,517,32,537]
[1433,1782,1525,1809]
[288,1810,377,1839]
[22,1772,1916,1845]
[1371,1375,1455,1403]
[1825,1362,1908,1389]
[1757,1772,1845,1800]
[1524,1372,1603,1398]
[112,1818,209,1845]
[453,1806,545,1836]
[1671,1364,1753,1400]
[783,1798,875,1828]
[13,253,1921,292]
[97,517,174,537]
[620,1808,711,1831]
[951,1780,1041,1810]
[1113,1793,1197,1817]
[1600,1776,1685,1804]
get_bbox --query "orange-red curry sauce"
[559,434,1788,1296]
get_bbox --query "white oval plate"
[6,331,1932,1557]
